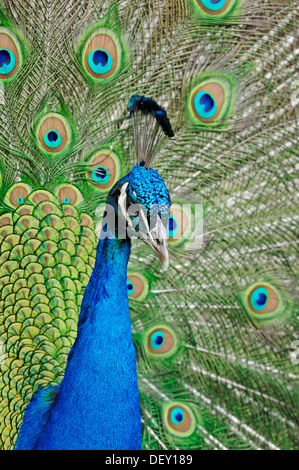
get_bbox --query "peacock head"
[101,95,174,269]
[106,161,171,269]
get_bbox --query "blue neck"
[34,235,142,450]
[78,236,132,330]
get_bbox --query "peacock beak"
[140,215,169,270]
[117,182,169,268]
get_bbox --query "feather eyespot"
[189,77,231,125]
[4,183,32,208]
[196,0,237,16]
[82,28,122,80]
[36,113,72,154]
[167,205,192,246]
[55,184,83,206]
[0,28,21,80]
[163,403,196,438]
[127,272,149,301]
[241,282,289,322]
[87,150,121,191]
[146,325,179,358]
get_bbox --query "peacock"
[0,0,298,451]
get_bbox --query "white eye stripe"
[118,182,150,234]
[138,206,149,232]
[118,182,131,224]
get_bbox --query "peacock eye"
[163,403,196,438]
[146,325,179,358]
[194,91,216,119]
[127,272,149,301]
[241,282,288,322]
[170,407,184,425]
[82,28,122,80]
[55,184,83,206]
[195,0,237,16]
[250,287,269,311]
[87,150,121,191]
[167,215,179,238]
[167,205,192,246]
[88,49,113,75]
[0,49,15,74]
[150,330,165,349]
[43,130,62,149]
[0,28,21,80]
[4,183,32,208]
[36,113,72,154]
[91,166,110,185]
[189,77,231,125]
[127,280,134,294]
